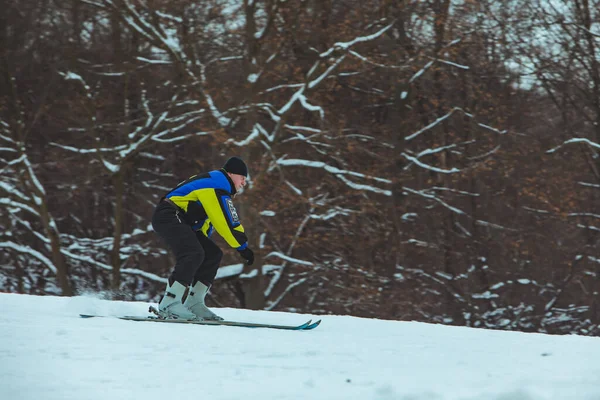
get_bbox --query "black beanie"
[223,156,248,177]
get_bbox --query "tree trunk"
[39,198,73,295]
[239,154,265,310]
[111,170,125,295]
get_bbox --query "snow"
[60,71,85,84]
[436,58,470,70]
[409,60,435,84]
[307,54,346,90]
[401,152,460,174]
[404,106,457,141]
[136,56,171,65]
[101,159,119,173]
[21,156,46,195]
[285,180,303,195]
[1,293,599,400]
[230,124,261,146]
[215,263,243,279]
[276,159,392,184]
[203,92,232,127]
[296,93,325,119]
[260,210,276,216]
[401,212,418,221]
[265,251,314,266]
[318,23,395,58]
[546,138,600,154]
[239,268,258,279]
[0,243,56,273]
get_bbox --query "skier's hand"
[238,247,255,265]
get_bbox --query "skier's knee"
[214,248,223,263]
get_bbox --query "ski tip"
[79,314,98,318]
[304,319,322,330]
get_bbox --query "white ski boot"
[158,280,197,320]
[183,281,223,321]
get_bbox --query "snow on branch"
[3,154,24,167]
[0,133,16,145]
[119,0,183,62]
[336,174,392,196]
[194,65,232,127]
[264,83,304,93]
[136,56,172,65]
[474,219,514,231]
[348,50,409,69]
[0,181,32,204]
[62,248,168,283]
[308,54,346,90]
[284,125,322,133]
[104,1,232,130]
[522,206,551,214]
[405,107,507,141]
[575,25,600,38]
[53,104,209,173]
[276,158,392,195]
[297,92,325,119]
[265,251,314,266]
[269,23,395,127]
[409,61,435,83]
[215,263,244,280]
[0,241,57,273]
[20,155,46,196]
[155,10,182,23]
[308,207,356,220]
[403,186,513,230]
[0,198,39,216]
[405,107,458,141]
[401,151,460,174]
[547,138,600,154]
[567,212,600,219]
[576,223,600,232]
[277,158,391,183]
[319,23,395,58]
[264,211,314,299]
[265,277,308,311]
[403,186,465,215]
[400,266,466,304]
[80,0,104,7]
[430,186,480,197]
[119,268,167,283]
[432,58,470,70]
[230,123,272,146]
[278,86,306,115]
[59,71,91,92]
[285,180,303,195]
[50,143,128,155]
[577,181,600,188]
[468,144,501,160]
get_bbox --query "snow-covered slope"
[1,292,598,400]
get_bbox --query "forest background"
[2,0,600,336]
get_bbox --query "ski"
[80,308,321,331]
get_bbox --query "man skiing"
[151,156,254,320]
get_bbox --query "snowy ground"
[1,293,599,400]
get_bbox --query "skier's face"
[229,173,247,193]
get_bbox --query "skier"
[151,156,255,320]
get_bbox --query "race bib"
[226,198,240,223]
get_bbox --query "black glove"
[238,247,255,265]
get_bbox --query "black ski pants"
[152,200,223,287]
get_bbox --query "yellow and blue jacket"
[164,169,248,250]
